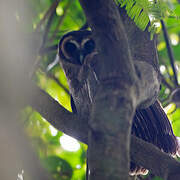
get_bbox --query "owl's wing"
[130,100,178,175]
[133,100,177,154]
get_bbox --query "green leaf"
[116,0,177,35]
[42,156,73,179]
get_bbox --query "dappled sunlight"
[76,164,81,169]
[60,134,80,152]
[164,103,176,114]
[160,65,166,74]
[56,5,64,16]
[170,33,179,46]
[165,88,170,95]
[49,125,58,136]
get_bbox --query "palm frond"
[116,0,177,34]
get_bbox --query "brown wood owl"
[58,30,179,175]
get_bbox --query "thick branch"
[27,82,88,143]
[79,0,137,179]
[131,136,180,180]
[75,0,168,179]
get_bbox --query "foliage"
[116,0,178,36]
[17,0,180,179]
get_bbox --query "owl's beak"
[79,53,84,64]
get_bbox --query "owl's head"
[58,30,95,65]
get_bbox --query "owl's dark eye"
[64,42,78,56]
[83,39,95,53]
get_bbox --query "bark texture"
[77,0,161,179]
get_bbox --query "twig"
[34,1,60,77]
[160,73,173,90]
[39,23,89,55]
[39,44,58,55]
[50,0,73,42]
[164,63,174,84]
[41,9,56,48]
[161,20,179,86]
[35,0,61,32]
[160,57,174,84]
[161,95,171,107]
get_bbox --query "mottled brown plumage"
[58,30,178,175]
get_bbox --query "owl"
[58,30,95,65]
[58,30,178,175]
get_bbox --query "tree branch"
[160,73,173,90]
[46,71,70,95]
[27,83,88,143]
[131,136,180,180]
[39,44,58,55]
[79,0,138,179]
[41,8,56,49]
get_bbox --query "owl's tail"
[130,100,179,175]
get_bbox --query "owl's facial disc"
[59,33,96,65]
